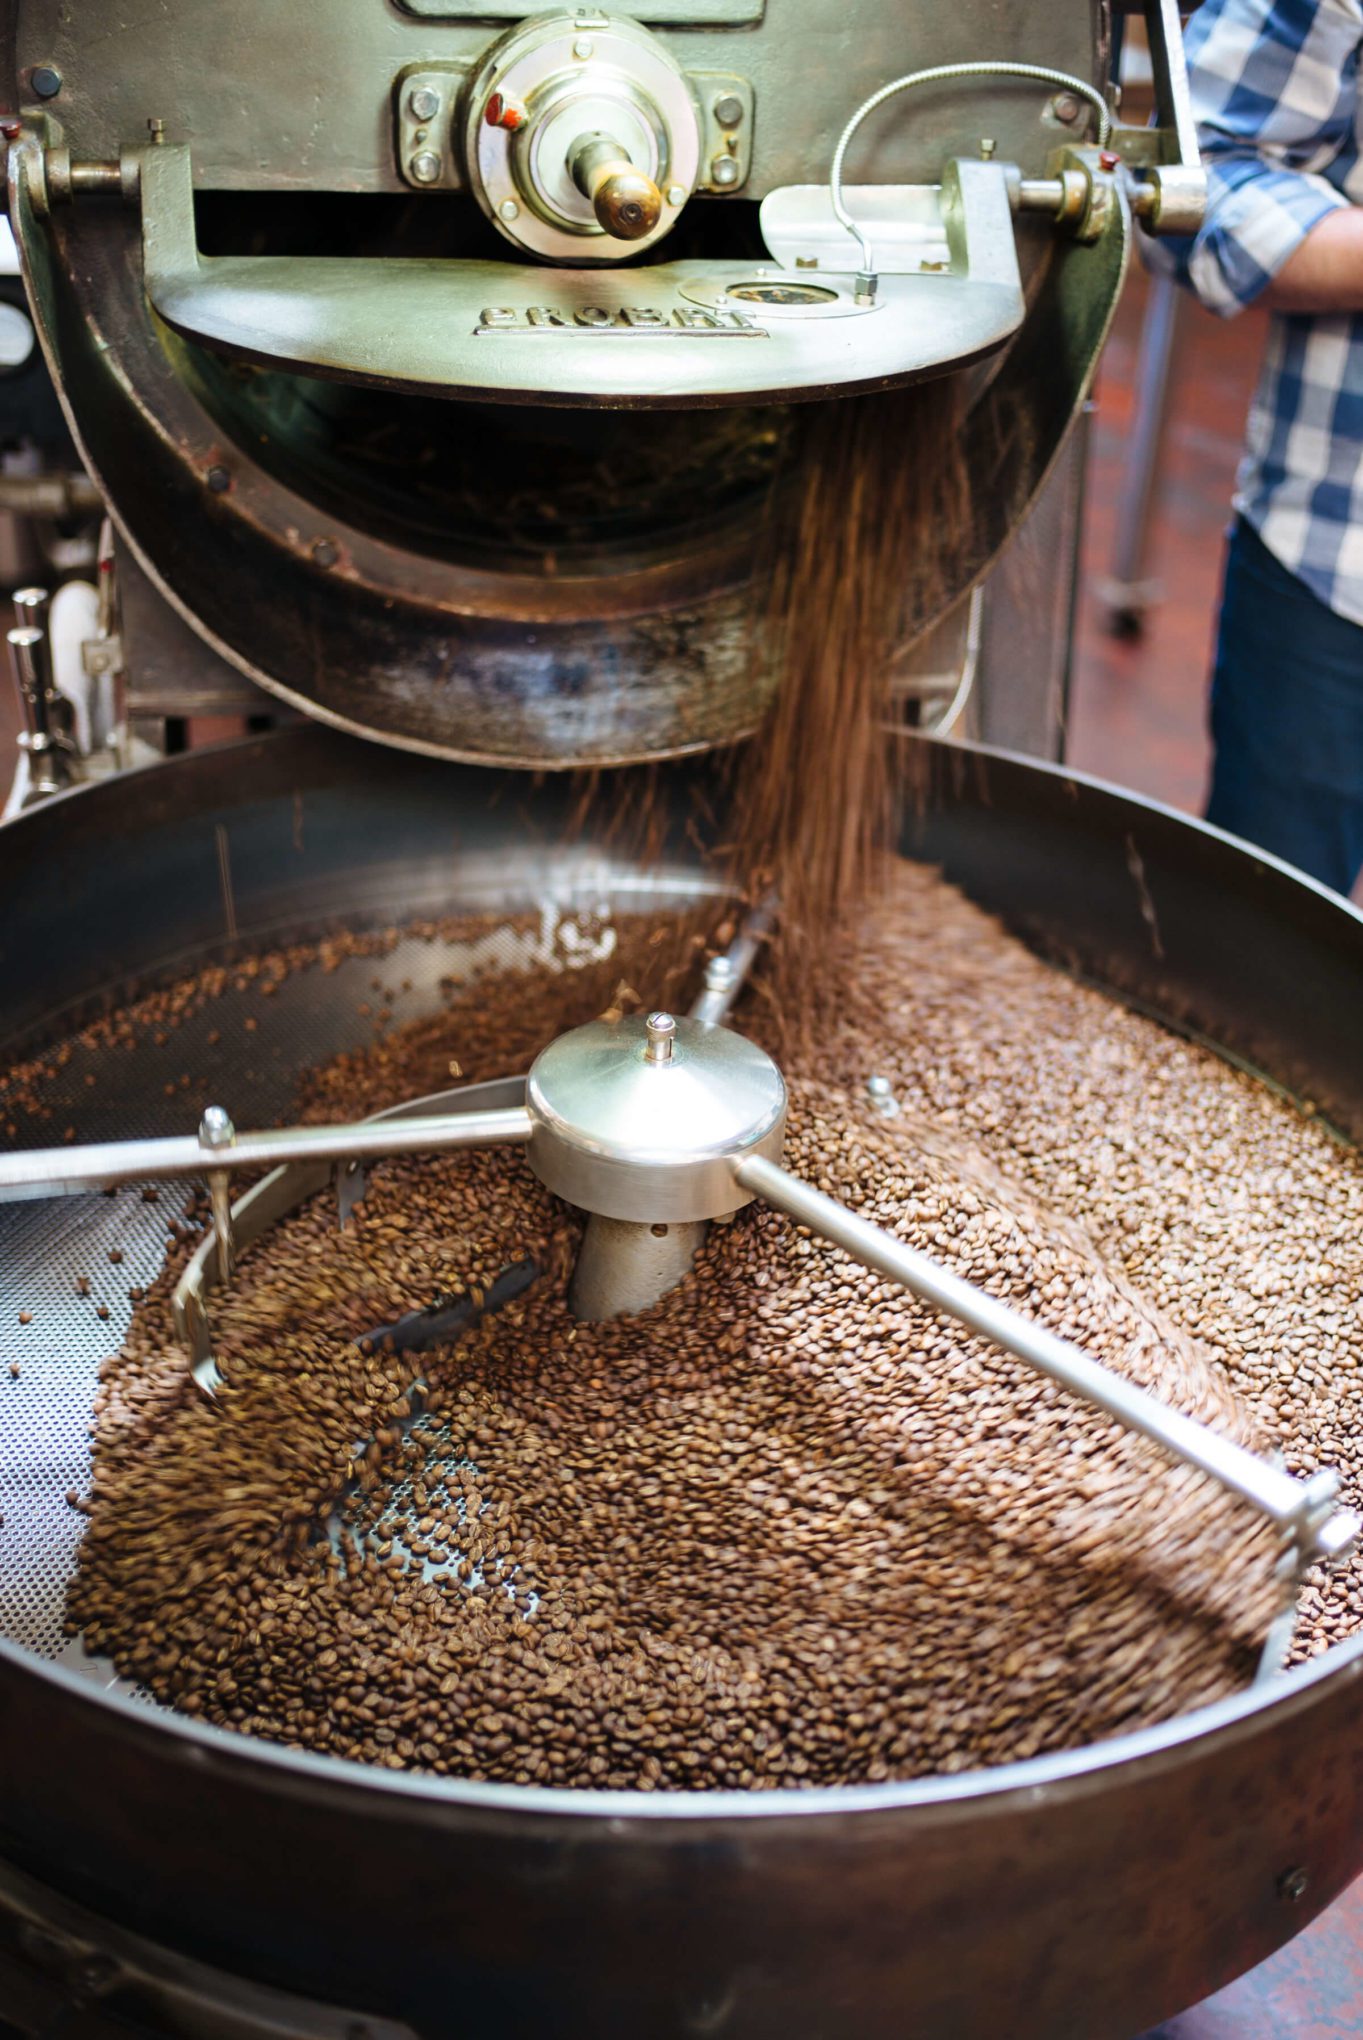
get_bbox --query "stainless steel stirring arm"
[0,895,1355,1603]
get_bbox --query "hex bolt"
[710,154,740,189]
[573,35,594,58]
[666,183,686,207]
[712,92,744,128]
[408,85,441,123]
[980,136,996,160]
[644,1011,677,1064]
[866,1073,901,1118]
[30,65,61,101]
[199,1107,235,1151]
[311,538,339,568]
[498,196,520,221]
[77,1954,118,1997]
[1050,90,1083,125]
[199,1108,236,1282]
[147,117,166,144]
[410,150,441,185]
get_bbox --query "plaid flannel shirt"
[1162,0,1363,624]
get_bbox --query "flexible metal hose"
[830,60,1114,281]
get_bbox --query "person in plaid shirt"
[1165,0,1363,891]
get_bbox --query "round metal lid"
[525,1010,786,1222]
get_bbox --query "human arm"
[1261,203,1363,310]
[1159,0,1362,317]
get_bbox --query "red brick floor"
[1069,259,1263,816]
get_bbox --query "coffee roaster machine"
[4,3,1363,2037]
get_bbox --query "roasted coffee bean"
[47,872,1363,1793]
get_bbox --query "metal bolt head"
[410,149,441,185]
[705,955,735,991]
[311,537,339,568]
[666,183,686,207]
[498,196,520,222]
[645,1011,677,1064]
[1049,91,1082,125]
[573,35,594,58]
[408,85,441,123]
[710,154,740,189]
[147,117,166,143]
[205,464,231,494]
[980,136,996,160]
[866,1073,901,1116]
[713,92,743,128]
[77,1954,118,1997]
[30,65,61,101]
[199,1106,235,1150]
[1278,1866,1309,1904]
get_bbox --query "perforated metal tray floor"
[0,889,707,1702]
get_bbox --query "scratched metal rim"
[3,1599,1363,1826]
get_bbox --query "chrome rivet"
[645,1012,677,1064]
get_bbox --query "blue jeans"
[1206,517,1363,894]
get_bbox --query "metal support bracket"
[1108,0,1206,236]
[393,60,753,197]
[132,141,1025,406]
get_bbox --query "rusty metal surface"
[9,130,1125,762]
[1140,1877,1363,2037]
[7,0,1105,198]
[2,730,1363,2038]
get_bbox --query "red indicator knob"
[484,92,525,132]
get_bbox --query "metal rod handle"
[689,894,777,1028]
[0,1107,533,1203]
[735,1154,1360,1569]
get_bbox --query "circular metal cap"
[526,1014,786,1222]
[462,9,699,264]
